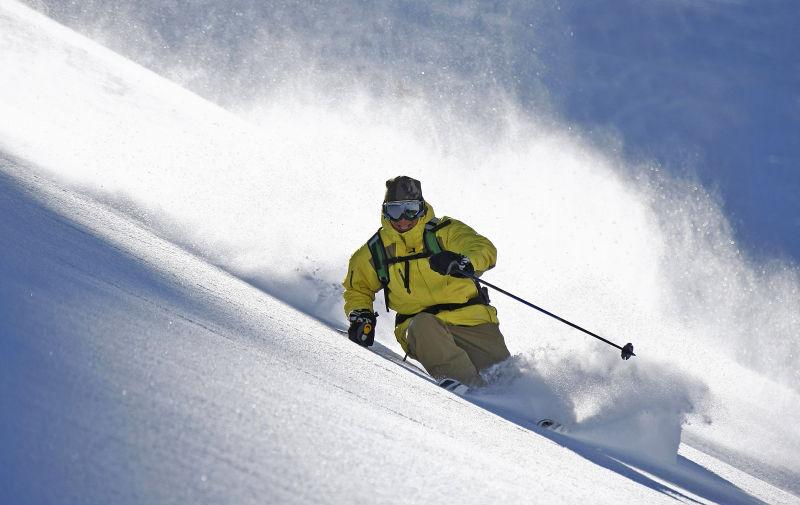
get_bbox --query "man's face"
[383,200,424,233]
[390,217,419,233]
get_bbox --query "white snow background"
[1,1,798,503]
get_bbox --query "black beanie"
[384,176,423,202]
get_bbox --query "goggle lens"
[383,200,424,221]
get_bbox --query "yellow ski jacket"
[343,203,499,352]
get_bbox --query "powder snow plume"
[4,0,799,482]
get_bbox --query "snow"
[0,165,674,504]
[1,1,799,503]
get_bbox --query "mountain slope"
[1,1,798,503]
[0,160,710,504]
[3,156,796,505]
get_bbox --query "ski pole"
[468,274,635,360]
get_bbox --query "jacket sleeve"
[440,218,497,274]
[342,244,382,316]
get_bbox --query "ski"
[536,418,568,433]
[437,377,470,395]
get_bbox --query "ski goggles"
[382,200,425,221]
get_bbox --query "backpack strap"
[365,217,452,313]
[367,229,391,311]
[423,217,449,254]
[395,294,488,326]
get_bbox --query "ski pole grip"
[347,310,377,347]
[355,319,375,346]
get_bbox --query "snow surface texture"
[1,1,799,503]
[0,153,795,505]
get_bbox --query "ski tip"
[536,418,566,433]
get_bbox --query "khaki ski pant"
[404,312,511,387]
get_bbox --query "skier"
[343,176,511,392]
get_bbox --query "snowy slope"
[1,155,794,505]
[1,1,799,503]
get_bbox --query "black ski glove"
[429,251,475,278]
[348,309,378,347]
